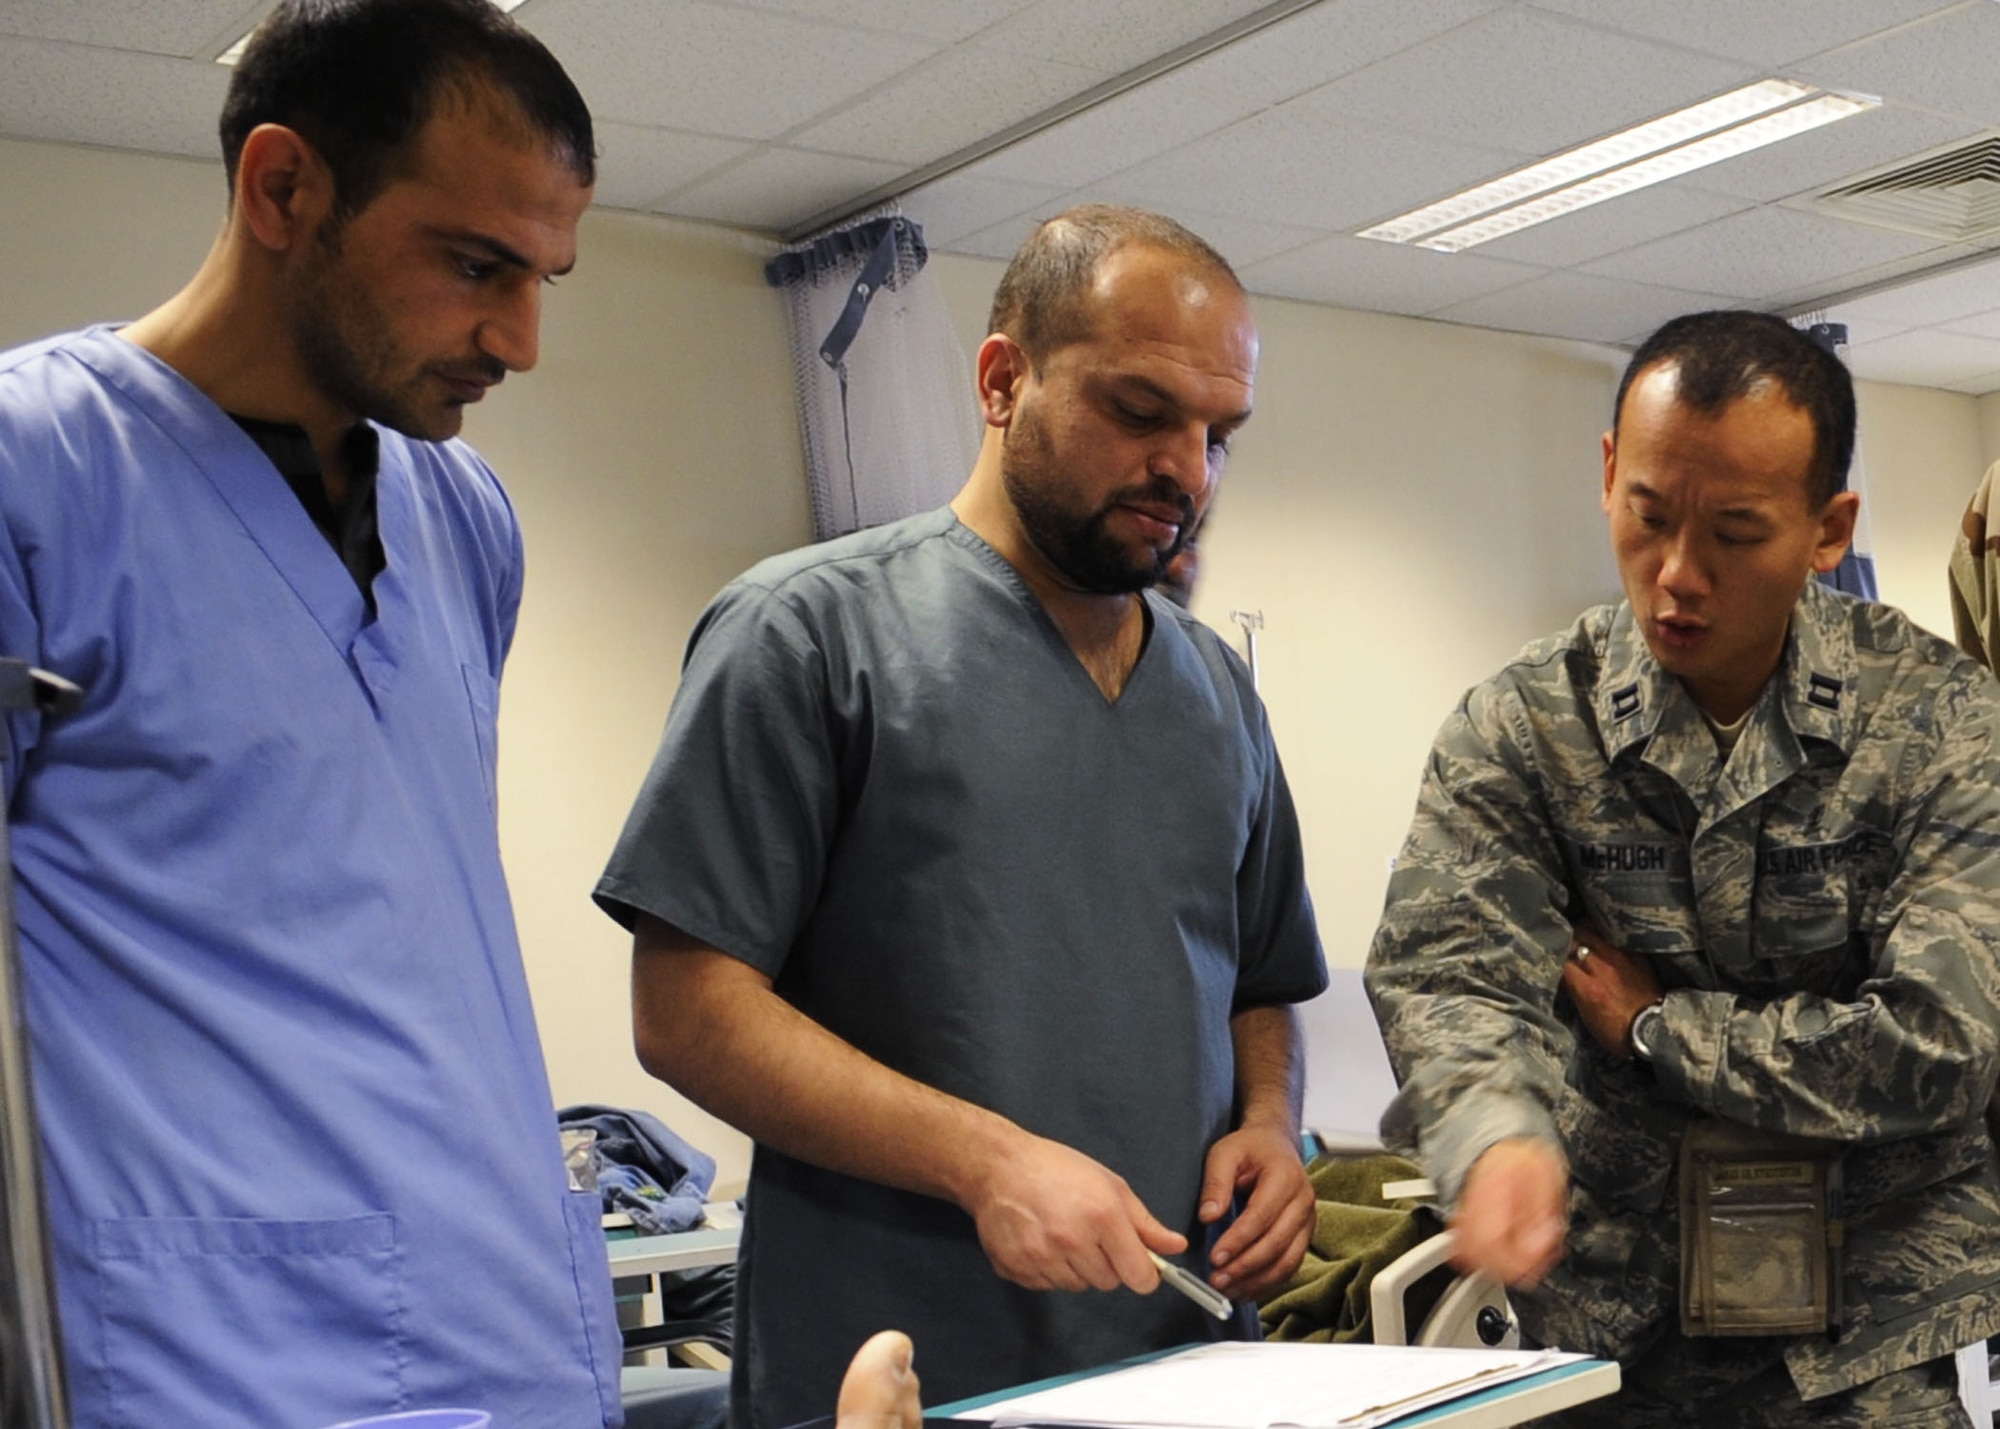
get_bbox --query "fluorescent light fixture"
[218,0,527,64]
[1420,94,1877,252]
[1360,80,1813,244]
[1360,83,1879,251]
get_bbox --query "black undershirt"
[230,414,387,612]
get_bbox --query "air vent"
[1806,133,2000,242]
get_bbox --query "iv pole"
[1230,609,1265,692]
[0,658,82,1429]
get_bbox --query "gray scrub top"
[597,506,1326,1426]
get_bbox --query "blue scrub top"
[0,328,622,1428]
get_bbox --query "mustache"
[436,358,508,386]
[1106,475,1197,526]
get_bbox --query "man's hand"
[1450,1138,1568,1288]
[1198,1123,1314,1299]
[1561,923,1662,1060]
[965,1132,1187,1293]
[837,1330,922,1429]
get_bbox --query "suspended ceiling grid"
[3,0,2000,389]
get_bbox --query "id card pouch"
[1679,1119,1842,1337]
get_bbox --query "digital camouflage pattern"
[1546,1335,1968,1427]
[1365,579,2000,1401]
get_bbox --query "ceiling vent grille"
[1807,133,2000,242]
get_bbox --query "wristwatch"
[1629,999,1667,1062]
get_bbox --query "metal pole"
[1230,610,1265,693]
[0,658,82,1429]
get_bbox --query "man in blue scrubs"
[0,3,630,1425]
[597,207,1327,1426]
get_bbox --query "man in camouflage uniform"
[1365,310,2000,1426]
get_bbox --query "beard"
[1000,403,1195,595]
[287,226,500,442]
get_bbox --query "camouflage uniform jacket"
[1365,580,2000,1399]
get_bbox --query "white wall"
[8,135,1995,1186]
[1851,381,1990,641]
[0,139,227,335]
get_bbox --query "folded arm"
[1567,678,2000,1145]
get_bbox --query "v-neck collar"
[67,327,400,693]
[944,513,1158,709]
[228,412,387,614]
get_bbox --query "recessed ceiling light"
[217,0,529,65]
[1360,83,1879,251]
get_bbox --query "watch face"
[1635,1005,1663,1057]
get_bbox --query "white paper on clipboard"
[951,1341,1584,1429]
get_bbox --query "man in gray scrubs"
[596,205,1326,1427]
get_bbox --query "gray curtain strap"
[818,218,909,369]
[763,216,929,369]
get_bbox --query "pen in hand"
[1148,1250,1232,1320]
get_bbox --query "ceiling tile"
[522,0,938,140]
[1293,6,1754,157]
[1943,370,2000,396]
[946,207,1069,262]
[1153,208,1330,273]
[1471,182,1753,270]
[975,0,1275,73]
[791,48,1101,166]
[1239,234,1542,315]
[1429,270,1739,346]
[1099,107,1527,235]
[590,122,750,210]
[1685,103,1983,204]
[0,0,264,59]
[1841,327,2000,388]
[716,0,1039,43]
[968,58,1270,190]
[1794,4,2000,128]
[1581,206,1942,300]
[1828,255,2000,328]
[1180,0,1506,113]
[900,171,1069,247]
[1520,0,1962,68]
[0,35,226,157]
[658,147,907,233]
[1786,243,1994,312]
[945,201,1324,272]
[1942,310,2000,343]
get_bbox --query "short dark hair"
[220,0,594,220]
[1613,310,1856,509]
[988,205,1240,365]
